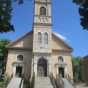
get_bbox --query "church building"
[6,0,73,81]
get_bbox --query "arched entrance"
[58,56,65,78]
[12,62,23,77]
[16,66,22,77]
[37,58,47,77]
[59,67,64,78]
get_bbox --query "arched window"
[58,56,64,62]
[44,32,48,44]
[40,7,46,16]
[17,55,23,61]
[38,32,42,44]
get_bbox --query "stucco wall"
[51,51,73,80]
[6,49,32,80]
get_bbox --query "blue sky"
[0,0,88,57]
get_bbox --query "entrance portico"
[33,55,50,77]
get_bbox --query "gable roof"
[52,32,73,51]
[7,31,73,52]
[53,32,67,41]
[7,31,33,47]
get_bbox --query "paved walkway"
[75,83,88,88]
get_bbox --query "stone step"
[62,78,74,88]
[34,77,53,88]
[7,77,23,88]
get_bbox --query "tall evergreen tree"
[73,0,88,30]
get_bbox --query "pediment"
[52,33,72,52]
[7,31,72,52]
[7,31,33,49]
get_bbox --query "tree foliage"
[0,0,24,33]
[0,0,14,33]
[73,0,88,30]
[72,57,84,82]
[0,39,10,74]
[1,0,88,32]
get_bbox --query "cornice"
[8,47,32,51]
[34,15,51,18]
[35,1,51,5]
[33,23,52,26]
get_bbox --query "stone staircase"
[62,78,74,88]
[34,77,53,88]
[7,77,23,88]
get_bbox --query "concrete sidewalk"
[75,83,88,88]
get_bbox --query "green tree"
[73,0,88,30]
[72,56,83,82]
[0,0,24,33]
[0,39,10,75]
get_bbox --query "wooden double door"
[37,58,47,77]
[16,66,22,77]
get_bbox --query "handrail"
[30,72,35,88]
[19,78,23,88]
[66,78,75,88]
[65,74,74,86]
[56,75,64,88]
[49,74,57,88]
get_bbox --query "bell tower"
[33,0,52,53]
[33,0,52,76]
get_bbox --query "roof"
[7,31,73,51]
[7,31,33,47]
[53,32,67,41]
[52,32,73,51]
